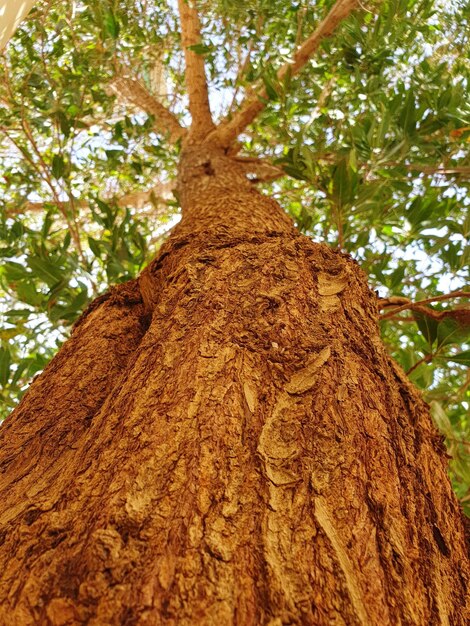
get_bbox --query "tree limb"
[110,77,186,143]
[379,291,470,320]
[391,164,470,177]
[212,0,360,147]
[177,0,215,141]
[5,181,175,217]
[233,155,286,183]
[406,354,433,375]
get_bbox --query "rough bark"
[0,147,468,625]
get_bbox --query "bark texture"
[0,147,468,625]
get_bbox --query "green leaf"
[52,154,65,179]
[437,317,468,348]
[414,312,439,348]
[262,74,279,101]
[398,92,417,135]
[389,266,405,290]
[11,358,33,386]
[15,281,43,306]
[88,236,102,258]
[430,401,453,437]
[282,164,306,181]
[332,159,355,207]
[187,43,212,55]
[3,309,33,319]
[3,262,30,281]
[41,211,54,238]
[94,199,114,228]
[55,111,71,137]
[0,347,11,387]
[443,350,470,367]
[70,289,89,312]
[104,11,120,39]
[27,257,64,286]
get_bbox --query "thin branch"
[379,314,416,322]
[444,435,470,446]
[20,118,88,266]
[295,6,307,48]
[380,291,470,320]
[408,166,470,176]
[233,155,286,183]
[407,354,433,375]
[2,127,90,267]
[227,40,255,116]
[110,76,186,143]
[379,296,415,308]
[247,150,469,178]
[6,181,175,216]
[334,202,345,249]
[2,59,89,267]
[213,0,361,147]
[117,181,175,209]
[379,163,470,177]
[177,0,215,141]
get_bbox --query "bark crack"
[314,496,371,626]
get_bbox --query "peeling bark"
[0,147,468,625]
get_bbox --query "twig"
[177,0,215,141]
[227,40,255,116]
[7,181,175,216]
[212,0,361,147]
[407,354,433,375]
[380,291,470,320]
[19,109,88,267]
[445,435,470,446]
[3,59,85,263]
[233,155,286,183]
[383,163,470,176]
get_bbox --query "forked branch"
[177,0,215,141]
[213,0,360,147]
[110,77,186,143]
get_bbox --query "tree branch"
[5,182,175,217]
[233,155,286,183]
[177,0,215,141]
[213,0,360,147]
[380,291,470,320]
[110,77,186,143]
[406,354,433,375]
[379,163,470,177]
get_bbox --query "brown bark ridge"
[0,146,469,625]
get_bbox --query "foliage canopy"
[0,0,469,510]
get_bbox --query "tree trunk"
[0,146,468,626]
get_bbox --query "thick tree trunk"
[0,146,468,625]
